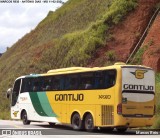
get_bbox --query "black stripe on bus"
[122,90,155,95]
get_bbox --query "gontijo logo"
[130,70,147,79]
[13,111,19,117]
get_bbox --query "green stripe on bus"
[29,92,48,116]
[37,92,57,117]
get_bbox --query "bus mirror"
[6,88,12,99]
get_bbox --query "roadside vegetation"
[153,73,160,128]
[131,40,154,64]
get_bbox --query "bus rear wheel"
[22,111,30,125]
[71,113,83,130]
[84,113,95,132]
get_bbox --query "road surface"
[0,120,159,138]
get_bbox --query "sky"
[0,0,67,53]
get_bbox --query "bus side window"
[42,77,52,91]
[95,71,105,89]
[98,78,105,89]
[33,82,38,92]
[52,78,60,90]
[64,74,78,90]
[79,76,85,89]
[80,72,94,90]
[64,76,70,90]
[32,78,40,92]
[70,77,78,90]
[60,76,65,90]
[104,70,116,88]
[85,80,92,89]
[21,78,32,93]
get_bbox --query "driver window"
[12,79,21,106]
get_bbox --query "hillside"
[89,0,160,67]
[0,0,138,91]
[132,10,160,72]
[0,0,160,126]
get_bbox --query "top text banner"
[0,0,63,4]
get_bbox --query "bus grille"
[101,105,114,125]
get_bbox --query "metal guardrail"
[126,8,160,64]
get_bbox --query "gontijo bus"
[7,62,155,132]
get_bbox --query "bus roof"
[45,62,153,75]
[17,62,153,79]
[47,67,90,74]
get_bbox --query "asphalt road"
[0,120,159,138]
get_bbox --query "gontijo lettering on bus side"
[55,94,84,101]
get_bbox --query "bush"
[153,115,160,129]
[153,73,160,129]
[106,51,116,61]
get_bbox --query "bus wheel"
[49,122,56,127]
[71,113,83,130]
[84,113,95,132]
[22,111,30,125]
[116,127,128,133]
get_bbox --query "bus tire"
[71,113,83,130]
[116,127,128,133]
[21,111,30,125]
[49,122,56,127]
[84,113,95,132]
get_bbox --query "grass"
[131,40,154,64]
[106,50,117,61]
[0,91,10,119]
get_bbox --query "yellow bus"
[7,62,155,132]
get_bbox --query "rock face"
[142,13,160,72]
[89,0,160,69]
